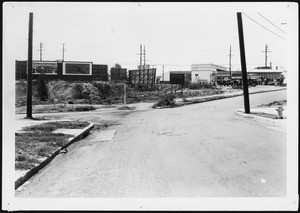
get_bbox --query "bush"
[73,84,84,99]
[156,93,176,107]
[188,82,214,90]
[36,74,49,101]
[93,82,112,99]
[74,106,96,111]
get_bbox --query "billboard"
[170,73,185,85]
[63,62,92,75]
[32,61,58,74]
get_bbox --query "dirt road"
[16,90,287,197]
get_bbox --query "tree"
[114,63,122,69]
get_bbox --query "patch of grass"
[74,106,96,111]
[117,106,135,110]
[22,121,90,132]
[15,132,72,170]
[16,121,90,171]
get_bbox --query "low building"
[15,60,108,81]
[230,67,286,85]
[248,67,285,85]
[191,64,228,84]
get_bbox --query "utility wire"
[257,12,287,34]
[242,13,286,40]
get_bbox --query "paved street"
[16,90,287,197]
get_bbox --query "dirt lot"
[16,80,234,112]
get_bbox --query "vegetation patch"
[153,94,176,108]
[15,132,71,170]
[74,106,96,111]
[258,100,287,107]
[16,121,90,170]
[117,106,135,110]
[22,121,90,132]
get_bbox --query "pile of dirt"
[15,80,238,107]
[47,80,99,101]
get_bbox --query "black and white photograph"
[2,2,298,211]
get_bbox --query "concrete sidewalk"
[234,106,287,130]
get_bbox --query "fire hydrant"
[276,106,284,119]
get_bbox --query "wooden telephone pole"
[237,12,250,113]
[228,45,233,79]
[26,12,33,118]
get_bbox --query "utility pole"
[261,44,271,67]
[237,12,250,113]
[62,43,66,61]
[228,45,233,79]
[139,44,142,84]
[38,42,44,61]
[143,45,146,68]
[27,12,33,119]
[144,45,148,88]
[162,65,164,81]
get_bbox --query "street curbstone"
[15,122,94,190]
[169,87,287,108]
[234,109,285,127]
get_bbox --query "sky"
[3,2,296,77]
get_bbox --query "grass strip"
[16,121,90,170]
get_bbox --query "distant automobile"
[268,79,277,85]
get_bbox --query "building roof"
[248,69,284,73]
[191,63,228,71]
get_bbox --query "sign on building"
[63,62,92,75]
[32,61,58,74]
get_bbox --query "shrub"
[93,82,112,99]
[74,106,96,111]
[156,93,176,107]
[188,83,201,90]
[36,74,49,101]
[73,84,84,99]
[188,82,214,90]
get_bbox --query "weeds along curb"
[155,87,286,109]
[15,122,94,190]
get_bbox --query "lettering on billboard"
[63,62,92,75]
[33,61,57,74]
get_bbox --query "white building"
[191,64,228,84]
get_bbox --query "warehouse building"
[191,63,228,84]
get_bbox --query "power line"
[242,13,286,40]
[257,12,287,34]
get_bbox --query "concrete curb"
[170,87,287,108]
[233,109,285,126]
[15,122,94,190]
